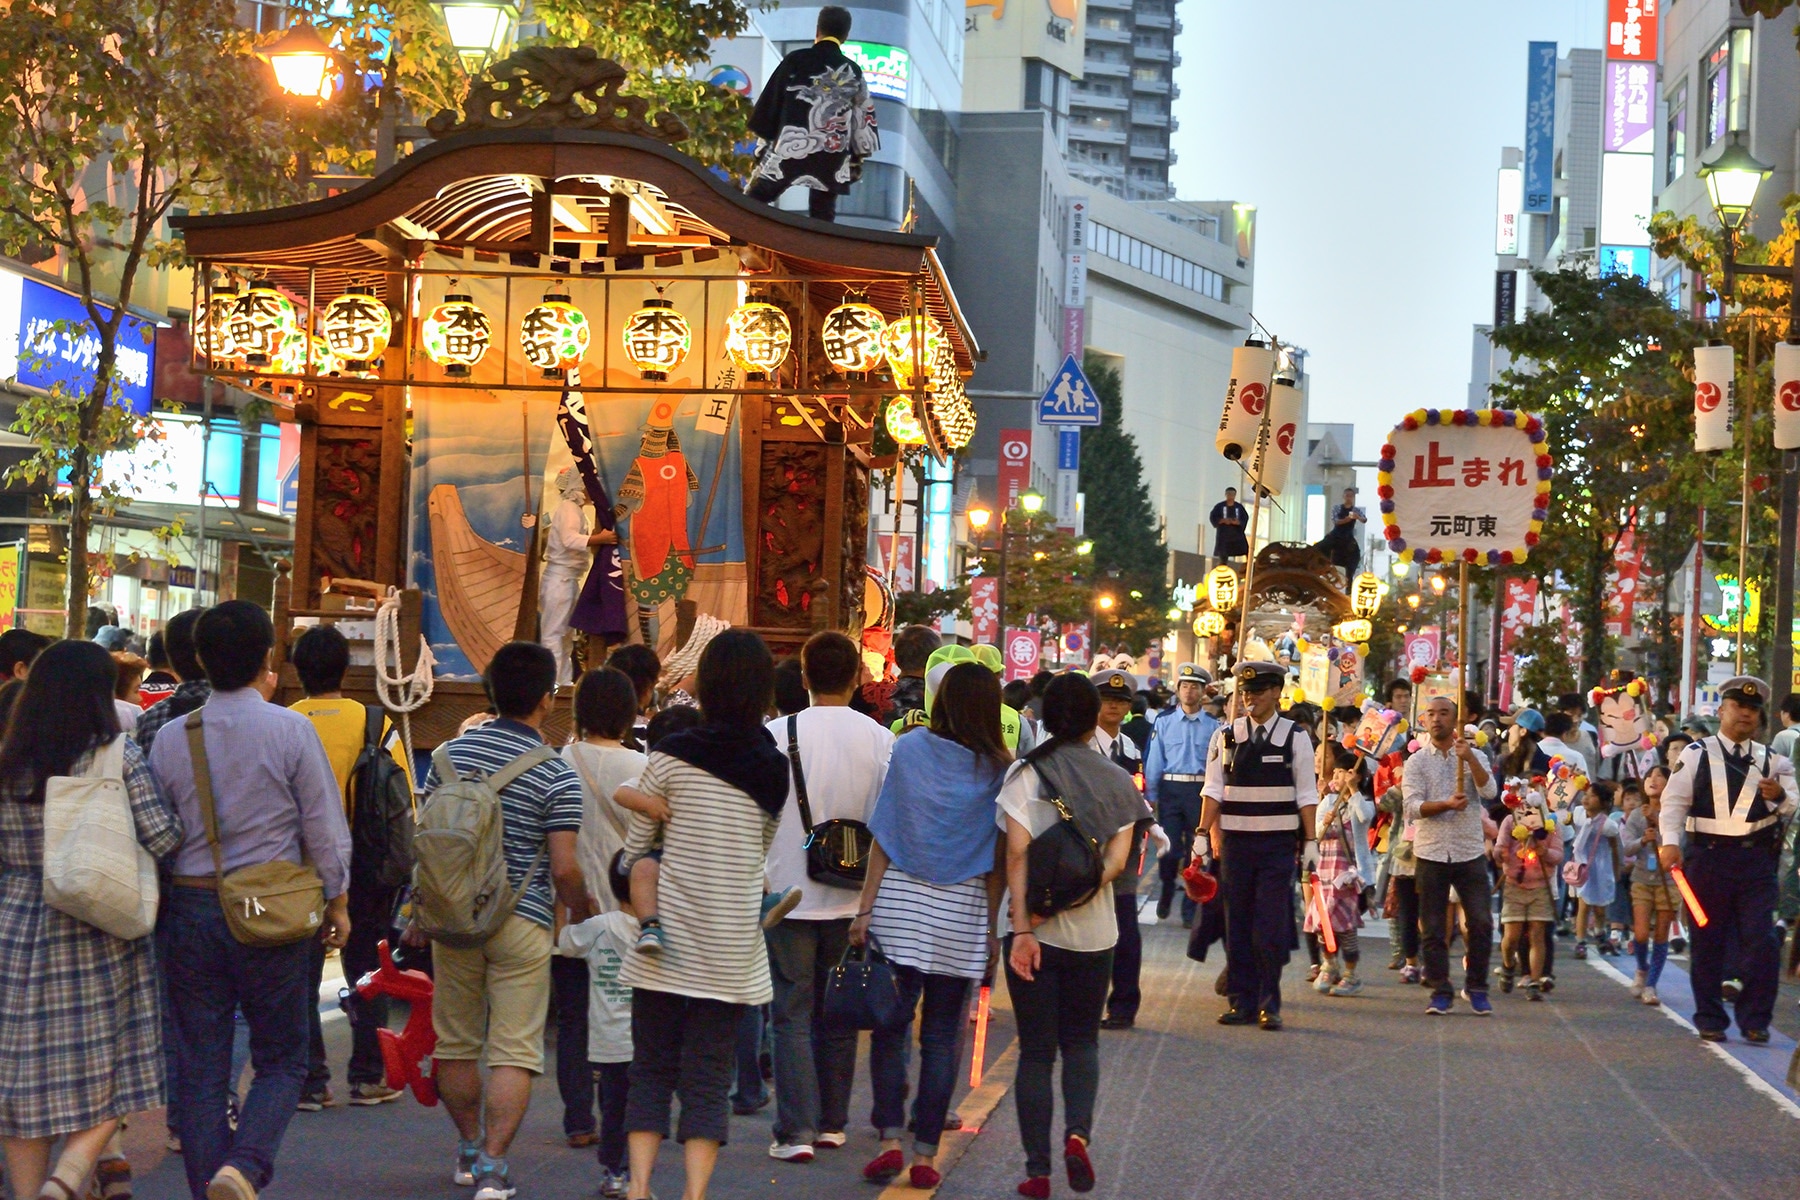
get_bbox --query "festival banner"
[1499,576,1539,654]
[970,576,998,645]
[1404,627,1440,670]
[1003,627,1042,682]
[1603,520,1643,640]
[1693,343,1735,452]
[1775,341,1800,450]
[1377,409,1551,567]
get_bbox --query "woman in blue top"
[850,663,1010,1191]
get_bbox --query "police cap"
[1235,660,1286,692]
[1721,676,1772,708]
[1092,669,1136,701]
[1175,663,1211,686]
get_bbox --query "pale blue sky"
[1172,0,1606,472]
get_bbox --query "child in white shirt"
[557,868,640,1199]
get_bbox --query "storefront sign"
[1604,61,1656,153]
[841,42,908,102]
[1524,42,1558,214]
[997,428,1031,508]
[1495,167,1522,256]
[1606,0,1657,62]
[0,544,20,629]
[0,269,156,415]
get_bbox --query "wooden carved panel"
[754,442,830,629]
[839,456,869,633]
[308,430,382,601]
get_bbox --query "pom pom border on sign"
[1377,408,1553,567]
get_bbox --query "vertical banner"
[0,544,19,630]
[1606,0,1657,62]
[1404,628,1441,670]
[1524,42,1558,214]
[1693,343,1735,452]
[890,533,916,592]
[1497,654,1516,711]
[997,429,1032,508]
[1499,576,1539,655]
[1495,167,1523,256]
[1494,270,1518,328]
[1774,340,1800,450]
[970,575,999,645]
[1003,627,1042,682]
[1604,520,1643,639]
[1062,307,1085,358]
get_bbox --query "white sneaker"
[600,1168,629,1199]
[1329,974,1364,997]
[814,1131,847,1150]
[1312,970,1339,994]
[1641,986,1660,1006]
[769,1141,815,1163]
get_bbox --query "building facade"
[1066,0,1180,200]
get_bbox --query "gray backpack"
[411,742,556,949]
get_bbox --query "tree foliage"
[972,509,1098,632]
[0,0,299,635]
[1080,354,1170,654]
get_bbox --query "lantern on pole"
[255,22,337,101]
[1331,617,1372,642]
[1205,564,1240,611]
[520,290,590,379]
[724,300,791,380]
[422,291,492,376]
[196,283,242,364]
[1693,341,1736,452]
[1350,571,1383,618]
[1216,338,1276,461]
[821,297,887,373]
[622,295,691,381]
[1774,340,1800,451]
[1193,610,1227,638]
[429,0,519,70]
[880,314,945,391]
[227,281,299,369]
[319,286,391,372]
[1246,376,1303,497]
[884,396,926,446]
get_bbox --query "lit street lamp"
[969,489,1043,640]
[1096,592,1115,648]
[256,22,337,101]
[430,0,520,71]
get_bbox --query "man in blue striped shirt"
[1144,664,1220,922]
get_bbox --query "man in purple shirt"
[150,601,351,1200]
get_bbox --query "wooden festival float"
[174,48,980,744]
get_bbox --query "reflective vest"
[1220,716,1301,834]
[1686,736,1781,840]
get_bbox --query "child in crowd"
[558,862,641,1198]
[1607,783,1643,954]
[1494,791,1563,1000]
[1307,746,1371,997]
[1621,765,1678,1005]
[1570,781,1621,959]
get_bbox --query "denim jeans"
[164,886,313,1198]
[552,955,596,1136]
[729,1004,769,1109]
[765,918,858,1144]
[1005,938,1111,1179]
[593,1060,630,1173]
[869,966,972,1156]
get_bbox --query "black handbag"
[1024,796,1104,919]
[821,931,905,1030]
[787,715,873,890]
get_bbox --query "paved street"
[122,908,1800,1200]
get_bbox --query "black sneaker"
[1217,1008,1255,1026]
[296,1087,332,1112]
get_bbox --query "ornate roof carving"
[426,47,689,144]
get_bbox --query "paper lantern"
[1193,610,1227,638]
[1350,571,1383,618]
[622,296,691,381]
[269,330,342,376]
[1216,339,1276,461]
[929,344,976,449]
[1205,564,1240,610]
[520,290,590,379]
[195,285,242,363]
[881,314,945,391]
[822,299,887,373]
[1332,618,1372,642]
[884,395,926,445]
[1693,342,1735,452]
[1247,376,1303,497]
[227,281,298,369]
[319,286,391,371]
[421,292,492,377]
[724,300,791,379]
[1775,340,1800,450]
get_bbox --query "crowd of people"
[0,598,1793,1200]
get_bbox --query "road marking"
[877,1042,1019,1200]
[1582,952,1800,1122]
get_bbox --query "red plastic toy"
[350,939,439,1106]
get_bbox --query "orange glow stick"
[968,982,991,1086]
[1310,876,1337,954]
[1669,865,1709,927]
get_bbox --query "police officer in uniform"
[1145,663,1220,922]
[1092,669,1152,1029]
[1658,675,1797,1043]
[1202,661,1318,1030]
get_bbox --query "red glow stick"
[1310,876,1337,954]
[1669,865,1709,927]
[968,982,991,1086]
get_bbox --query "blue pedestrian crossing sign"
[1037,355,1102,426]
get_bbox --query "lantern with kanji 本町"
[724,300,791,380]
[520,290,590,379]
[821,298,886,374]
[1205,564,1240,611]
[319,286,392,371]
[422,291,492,376]
[227,281,299,369]
[622,295,691,381]
[196,283,242,364]
[880,313,945,391]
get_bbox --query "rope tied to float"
[374,588,434,773]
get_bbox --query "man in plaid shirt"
[136,607,210,750]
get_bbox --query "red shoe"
[909,1165,941,1189]
[1065,1134,1095,1193]
[1017,1177,1051,1199]
[863,1149,904,1183]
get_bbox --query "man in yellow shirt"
[289,625,414,1110]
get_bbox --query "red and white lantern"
[1693,342,1735,453]
[1216,339,1276,461]
[1247,376,1303,497]
[1773,340,1800,451]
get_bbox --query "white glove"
[1301,841,1321,876]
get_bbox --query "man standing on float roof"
[1659,675,1798,1044]
[1201,660,1317,1030]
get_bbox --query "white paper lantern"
[1216,339,1276,461]
[1247,376,1303,497]
[1693,342,1735,453]
[1775,340,1800,451]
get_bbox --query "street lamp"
[1095,592,1115,648]
[1698,133,1771,234]
[1020,489,1044,515]
[256,22,337,101]
[430,0,519,70]
[1076,540,1093,556]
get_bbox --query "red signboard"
[1062,306,1085,358]
[1606,0,1656,62]
[1404,627,1440,670]
[971,576,998,645]
[998,429,1031,510]
[1003,628,1042,682]
[1604,522,1643,640]
[1499,577,1538,655]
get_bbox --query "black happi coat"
[747,40,880,196]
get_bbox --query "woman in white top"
[1000,673,1149,1200]
[552,667,646,1147]
[850,663,1010,1191]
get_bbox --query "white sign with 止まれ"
[1693,342,1735,452]
[1380,412,1551,565]
[1774,340,1800,451]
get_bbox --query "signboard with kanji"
[1377,408,1552,567]
[1004,627,1042,682]
[1606,0,1656,63]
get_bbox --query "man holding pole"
[1404,695,1497,1016]
[1201,660,1317,1031]
[1657,676,1796,1043]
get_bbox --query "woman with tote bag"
[0,639,182,1200]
